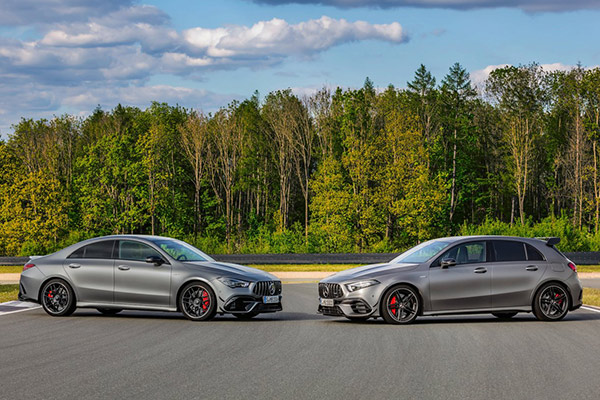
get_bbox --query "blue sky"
[0,0,598,136]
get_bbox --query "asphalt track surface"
[1,283,600,400]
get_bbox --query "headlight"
[345,280,380,292]
[217,277,250,288]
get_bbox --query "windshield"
[149,238,214,262]
[391,240,453,263]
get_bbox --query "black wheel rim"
[42,282,70,314]
[539,285,568,319]
[387,288,418,322]
[182,286,211,318]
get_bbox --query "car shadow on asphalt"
[70,310,330,322]
[324,311,600,326]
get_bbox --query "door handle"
[118,265,130,271]
[473,267,487,274]
[68,263,81,269]
[526,266,538,271]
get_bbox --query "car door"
[490,240,547,308]
[63,240,115,304]
[113,240,172,307]
[428,241,491,311]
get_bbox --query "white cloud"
[0,2,410,137]
[0,15,407,85]
[183,17,407,58]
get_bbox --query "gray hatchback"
[19,235,282,321]
[318,236,583,324]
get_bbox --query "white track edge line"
[0,306,41,315]
[581,305,600,313]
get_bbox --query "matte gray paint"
[19,235,282,317]
[319,236,583,320]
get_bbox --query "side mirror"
[146,256,164,266]
[440,258,456,268]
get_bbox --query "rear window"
[525,244,545,261]
[493,241,527,262]
[68,240,115,259]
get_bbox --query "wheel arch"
[37,276,77,304]
[379,282,425,316]
[175,278,216,312]
[531,279,572,310]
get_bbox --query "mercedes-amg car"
[318,236,582,324]
[18,235,282,321]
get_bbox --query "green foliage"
[3,63,600,255]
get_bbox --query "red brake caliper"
[555,293,562,305]
[47,290,53,298]
[201,290,209,310]
[390,296,397,316]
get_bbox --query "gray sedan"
[318,236,583,324]
[18,235,282,321]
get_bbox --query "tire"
[492,312,518,319]
[533,283,570,321]
[40,279,76,317]
[233,310,260,319]
[178,282,217,321]
[380,284,420,325]
[345,316,370,322]
[97,308,123,315]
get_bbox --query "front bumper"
[317,281,385,318]
[222,295,282,314]
[318,298,377,318]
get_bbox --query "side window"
[117,240,162,262]
[85,241,115,259]
[525,244,545,261]
[68,241,114,259]
[437,241,486,265]
[493,241,527,262]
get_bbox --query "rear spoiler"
[535,237,560,246]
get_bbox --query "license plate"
[263,295,279,304]
[320,298,334,307]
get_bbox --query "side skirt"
[76,302,177,312]
[422,306,532,317]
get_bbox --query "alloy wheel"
[385,287,419,324]
[181,284,213,320]
[538,285,568,320]
[42,281,72,315]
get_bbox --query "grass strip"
[576,265,600,273]
[0,265,24,273]
[582,288,600,308]
[250,264,359,272]
[0,284,19,303]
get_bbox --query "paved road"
[1,284,600,400]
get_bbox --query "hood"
[323,262,420,282]
[184,261,278,281]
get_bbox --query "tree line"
[2,62,600,256]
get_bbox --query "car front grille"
[319,283,343,299]
[253,281,282,296]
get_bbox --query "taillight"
[23,263,35,272]
[567,262,577,273]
